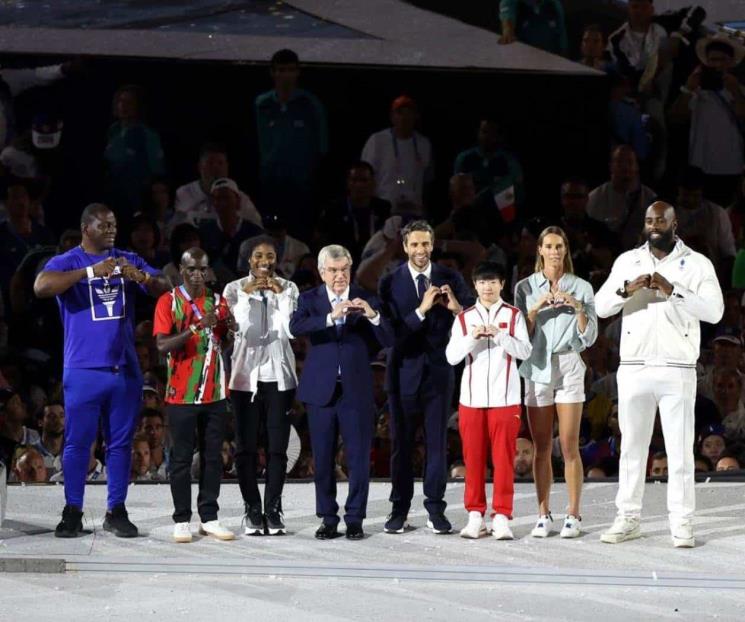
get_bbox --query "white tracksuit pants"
[616,365,696,525]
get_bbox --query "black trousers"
[167,400,228,523]
[231,383,293,511]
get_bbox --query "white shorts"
[524,352,586,407]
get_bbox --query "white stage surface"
[1,480,744,620]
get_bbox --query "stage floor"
[1,480,744,621]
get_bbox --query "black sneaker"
[383,513,409,534]
[426,513,452,534]
[54,505,84,538]
[265,503,286,536]
[102,504,139,538]
[244,504,265,536]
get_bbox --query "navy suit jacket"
[290,284,392,407]
[379,262,474,395]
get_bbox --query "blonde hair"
[533,226,574,274]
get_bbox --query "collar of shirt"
[216,216,243,235]
[327,286,350,305]
[407,261,432,286]
[474,299,503,320]
[641,238,684,264]
[532,271,574,291]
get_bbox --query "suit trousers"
[231,384,293,512]
[307,382,373,526]
[167,401,228,523]
[616,365,696,526]
[389,364,453,516]
[459,404,522,518]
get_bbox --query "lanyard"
[178,285,204,320]
[390,128,420,161]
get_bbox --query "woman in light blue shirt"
[514,226,597,540]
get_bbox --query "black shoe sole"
[54,529,83,539]
[103,524,138,538]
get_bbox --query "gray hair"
[317,244,353,272]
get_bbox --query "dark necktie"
[417,273,428,301]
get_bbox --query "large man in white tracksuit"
[595,201,723,548]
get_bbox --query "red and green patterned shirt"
[153,287,229,405]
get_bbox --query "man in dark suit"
[316,161,391,262]
[379,220,474,534]
[290,244,391,540]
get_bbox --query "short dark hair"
[80,203,112,227]
[705,41,736,59]
[472,261,507,282]
[271,49,300,68]
[243,235,278,259]
[347,160,375,177]
[140,408,163,422]
[199,142,228,161]
[130,212,161,248]
[652,451,667,461]
[401,219,434,244]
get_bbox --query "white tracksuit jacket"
[594,239,724,366]
[446,300,532,408]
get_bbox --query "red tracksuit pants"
[458,404,522,517]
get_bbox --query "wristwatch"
[616,280,630,299]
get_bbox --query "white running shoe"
[600,516,641,544]
[491,514,514,540]
[173,522,192,543]
[530,513,554,538]
[199,520,235,541]
[560,515,582,539]
[671,522,695,548]
[459,511,487,539]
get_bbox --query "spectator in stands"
[104,84,165,221]
[498,0,568,56]
[453,119,524,224]
[694,454,712,473]
[608,72,650,164]
[699,426,726,466]
[649,451,668,477]
[579,24,611,71]
[141,177,174,249]
[716,447,743,471]
[128,213,169,269]
[13,446,47,483]
[355,215,408,292]
[130,434,153,482]
[586,145,655,250]
[256,49,327,237]
[714,368,745,442]
[140,409,168,481]
[174,143,261,230]
[316,161,391,262]
[434,174,477,240]
[675,166,736,283]
[0,390,39,453]
[514,437,534,479]
[728,174,745,250]
[142,384,163,413]
[198,178,263,284]
[0,180,54,305]
[698,335,744,402]
[33,401,64,475]
[238,214,309,279]
[361,96,433,215]
[671,33,745,207]
[162,223,201,286]
[554,178,615,284]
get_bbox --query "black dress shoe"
[103,504,139,538]
[345,523,364,540]
[315,523,340,540]
[54,505,84,538]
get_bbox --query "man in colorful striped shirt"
[153,247,235,543]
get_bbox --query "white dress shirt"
[408,262,432,321]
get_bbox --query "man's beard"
[647,228,675,251]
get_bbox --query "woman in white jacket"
[446,261,532,540]
[223,236,299,536]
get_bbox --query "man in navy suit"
[290,244,391,540]
[379,220,474,534]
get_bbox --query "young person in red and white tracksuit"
[595,201,724,548]
[446,261,532,540]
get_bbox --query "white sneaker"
[173,522,192,543]
[530,513,554,538]
[671,522,695,548]
[600,516,641,544]
[560,515,582,539]
[199,520,235,541]
[491,514,514,540]
[459,511,487,539]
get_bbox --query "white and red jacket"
[446,300,532,408]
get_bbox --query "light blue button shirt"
[514,271,598,384]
